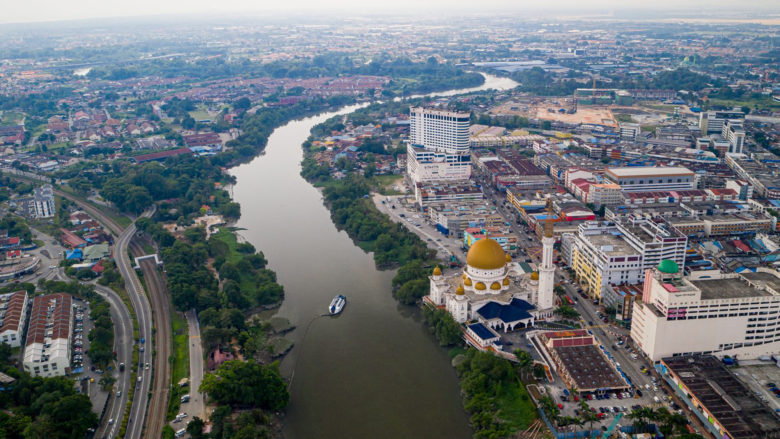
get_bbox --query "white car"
[108,419,114,425]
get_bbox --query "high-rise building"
[631,264,780,361]
[699,109,744,136]
[571,216,687,298]
[406,107,472,184]
[721,119,745,154]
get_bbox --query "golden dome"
[464,277,472,286]
[432,265,442,276]
[490,282,501,290]
[505,253,512,263]
[531,271,539,281]
[466,238,507,270]
[462,273,467,279]
[456,284,465,295]
[503,277,510,286]
[475,281,486,290]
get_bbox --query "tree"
[200,360,289,410]
[514,349,533,381]
[580,400,599,437]
[187,416,206,439]
[233,97,252,111]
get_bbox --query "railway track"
[129,239,171,439]
[51,187,168,439]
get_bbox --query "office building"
[619,123,640,141]
[23,294,73,377]
[604,166,696,192]
[571,216,687,298]
[631,263,780,361]
[407,107,471,184]
[699,109,745,136]
[721,119,746,154]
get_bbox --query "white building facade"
[407,107,472,184]
[0,290,27,347]
[23,294,72,377]
[632,264,780,361]
[604,166,696,192]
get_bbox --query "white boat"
[329,294,346,315]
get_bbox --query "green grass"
[496,379,538,431]
[614,113,635,123]
[209,228,259,293]
[708,96,780,111]
[372,174,404,195]
[0,111,24,126]
[189,104,213,122]
[167,312,190,420]
[210,228,243,265]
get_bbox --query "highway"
[115,222,154,439]
[92,284,133,439]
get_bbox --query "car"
[140,346,144,352]
[175,429,187,438]
[586,394,593,400]
[117,390,122,397]
[636,389,643,397]
[108,419,114,425]
[89,377,95,383]
[137,376,143,382]
[145,363,150,370]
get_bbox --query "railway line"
[52,188,168,439]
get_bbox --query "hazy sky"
[2,0,778,24]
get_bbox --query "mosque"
[425,236,556,335]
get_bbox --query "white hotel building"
[406,107,472,184]
[632,262,780,362]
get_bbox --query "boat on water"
[329,294,346,315]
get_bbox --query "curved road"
[115,220,156,439]
[53,187,159,439]
[93,284,133,439]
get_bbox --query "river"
[229,73,518,439]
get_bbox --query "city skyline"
[2,0,778,25]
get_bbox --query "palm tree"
[628,407,653,433]
[515,349,533,381]
[580,400,599,437]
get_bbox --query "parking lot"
[732,363,780,412]
[70,298,115,418]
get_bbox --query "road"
[115,223,155,439]
[92,284,133,439]
[53,189,156,439]
[184,310,206,420]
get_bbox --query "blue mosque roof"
[468,323,499,341]
[477,299,535,323]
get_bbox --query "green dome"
[657,259,679,274]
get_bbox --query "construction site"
[490,96,618,128]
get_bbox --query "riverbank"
[297,87,541,437]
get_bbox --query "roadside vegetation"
[0,344,98,438]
